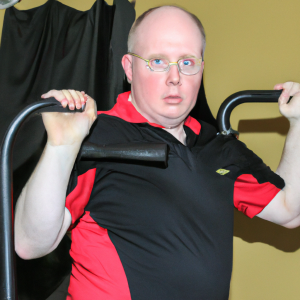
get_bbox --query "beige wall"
[1,0,300,299]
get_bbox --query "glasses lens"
[178,58,201,75]
[149,58,169,71]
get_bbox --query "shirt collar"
[98,91,201,135]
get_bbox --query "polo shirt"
[65,91,284,300]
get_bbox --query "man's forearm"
[259,121,300,227]
[14,143,80,258]
[276,121,300,219]
[257,83,300,227]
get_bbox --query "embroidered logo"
[216,169,230,175]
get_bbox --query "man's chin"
[154,113,187,128]
[162,109,190,121]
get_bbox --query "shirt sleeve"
[234,173,282,218]
[218,136,285,219]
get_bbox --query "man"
[14,5,300,300]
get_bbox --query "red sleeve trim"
[66,168,96,228]
[234,174,281,218]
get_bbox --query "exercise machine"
[0,89,282,299]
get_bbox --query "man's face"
[123,7,204,128]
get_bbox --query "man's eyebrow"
[147,54,198,60]
[147,53,169,59]
[179,55,197,59]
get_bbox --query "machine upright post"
[0,101,57,300]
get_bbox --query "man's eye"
[182,59,194,66]
[153,59,163,65]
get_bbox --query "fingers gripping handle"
[36,97,86,113]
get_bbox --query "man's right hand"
[41,89,97,147]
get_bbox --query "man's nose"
[166,63,181,86]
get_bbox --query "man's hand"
[258,82,300,228]
[41,89,97,147]
[275,82,300,124]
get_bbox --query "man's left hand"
[275,82,300,123]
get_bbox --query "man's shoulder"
[196,119,218,144]
[87,113,142,145]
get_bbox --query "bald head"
[128,6,206,57]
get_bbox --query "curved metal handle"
[216,90,282,136]
[0,0,19,10]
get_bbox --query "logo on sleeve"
[216,169,230,175]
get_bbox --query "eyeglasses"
[128,52,203,76]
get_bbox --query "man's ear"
[122,54,133,84]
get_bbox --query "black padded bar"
[79,142,168,165]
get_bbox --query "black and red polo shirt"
[65,91,284,300]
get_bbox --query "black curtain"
[191,77,217,128]
[0,0,135,299]
[0,0,216,298]
[0,0,135,200]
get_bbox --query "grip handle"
[216,90,283,135]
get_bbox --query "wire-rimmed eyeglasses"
[128,52,203,76]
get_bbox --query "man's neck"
[163,125,186,145]
[128,94,187,145]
